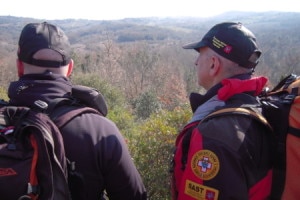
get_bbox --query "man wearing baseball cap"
[171,22,273,199]
[8,22,147,200]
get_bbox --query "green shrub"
[0,87,8,101]
[132,91,161,119]
[107,105,135,136]
[129,105,191,199]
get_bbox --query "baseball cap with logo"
[183,22,261,69]
[18,22,71,68]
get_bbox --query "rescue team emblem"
[191,150,220,180]
[185,179,219,200]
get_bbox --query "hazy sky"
[1,0,299,20]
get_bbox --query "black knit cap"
[18,22,71,68]
[183,22,261,69]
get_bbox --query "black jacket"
[8,72,147,200]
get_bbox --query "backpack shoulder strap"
[38,96,102,129]
[178,121,200,171]
[202,107,272,130]
[46,101,101,200]
[53,107,101,128]
[176,107,271,171]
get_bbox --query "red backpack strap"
[28,134,39,200]
[171,120,200,199]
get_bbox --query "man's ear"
[16,59,24,77]
[209,56,221,76]
[66,59,74,77]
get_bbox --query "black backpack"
[259,74,300,199]
[0,85,107,200]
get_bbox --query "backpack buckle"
[282,94,296,104]
[33,100,48,112]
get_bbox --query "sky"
[0,0,299,20]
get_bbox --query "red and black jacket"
[172,74,273,200]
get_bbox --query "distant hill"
[0,11,300,85]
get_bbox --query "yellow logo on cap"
[212,36,232,54]
[191,150,220,180]
[212,36,226,48]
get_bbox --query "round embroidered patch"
[191,150,220,180]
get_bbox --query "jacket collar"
[8,72,72,107]
[189,73,266,113]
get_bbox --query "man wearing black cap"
[171,22,273,199]
[8,22,147,200]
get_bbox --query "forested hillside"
[0,12,300,199]
[1,12,300,90]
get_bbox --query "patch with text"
[185,179,219,200]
